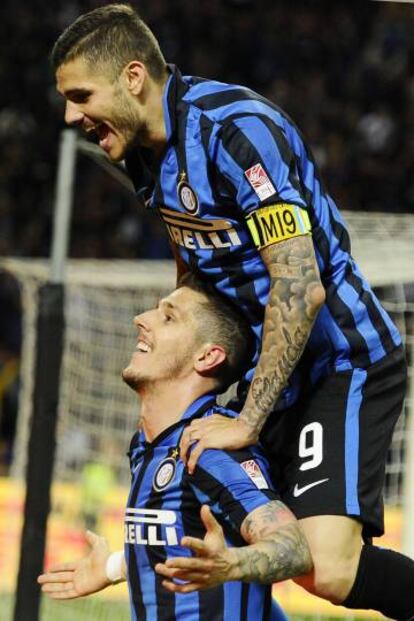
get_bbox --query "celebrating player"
[51,5,414,618]
[38,277,312,620]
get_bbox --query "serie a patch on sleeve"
[240,460,269,490]
[245,203,311,250]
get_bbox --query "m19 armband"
[245,203,311,250]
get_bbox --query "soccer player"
[51,5,414,618]
[38,277,312,620]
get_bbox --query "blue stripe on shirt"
[345,368,367,514]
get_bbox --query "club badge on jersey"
[177,171,199,215]
[153,457,177,492]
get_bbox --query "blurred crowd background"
[1,0,414,470]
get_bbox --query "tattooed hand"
[155,501,313,593]
[239,235,325,433]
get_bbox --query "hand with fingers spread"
[155,505,237,593]
[180,415,257,474]
[37,531,118,599]
[155,500,312,594]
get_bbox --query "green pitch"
[0,593,372,621]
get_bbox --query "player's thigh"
[261,346,407,539]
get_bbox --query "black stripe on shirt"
[173,99,191,179]
[192,87,279,114]
[254,114,304,199]
[191,463,273,540]
[179,463,225,621]
[324,278,372,368]
[328,208,351,255]
[199,113,237,207]
[219,116,304,209]
[128,448,154,621]
[144,483,177,621]
[261,587,272,621]
[241,583,249,621]
[344,263,397,356]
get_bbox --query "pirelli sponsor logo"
[160,207,242,250]
[246,203,311,250]
[124,507,178,546]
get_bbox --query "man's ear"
[194,343,227,376]
[123,61,146,95]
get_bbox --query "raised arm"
[155,500,312,592]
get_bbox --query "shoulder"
[193,442,273,493]
[183,76,281,126]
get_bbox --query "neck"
[137,379,213,442]
[137,74,169,152]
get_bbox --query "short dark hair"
[51,3,167,82]
[181,274,255,393]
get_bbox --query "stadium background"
[1,1,414,620]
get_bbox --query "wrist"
[225,547,243,582]
[105,550,125,584]
[236,417,259,443]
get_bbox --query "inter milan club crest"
[153,457,176,492]
[177,172,199,215]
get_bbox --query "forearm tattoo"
[240,235,324,432]
[235,500,313,583]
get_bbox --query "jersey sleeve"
[214,116,311,250]
[188,448,279,536]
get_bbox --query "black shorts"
[259,346,407,538]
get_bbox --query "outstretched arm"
[180,235,325,471]
[155,500,313,593]
[38,531,126,600]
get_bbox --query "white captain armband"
[245,203,311,250]
[105,550,125,583]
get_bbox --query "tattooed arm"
[239,234,325,436]
[180,234,325,471]
[155,500,313,592]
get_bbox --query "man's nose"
[64,101,84,126]
[134,311,151,330]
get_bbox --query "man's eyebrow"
[159,299,182,315]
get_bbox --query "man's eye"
[71,94,90,104]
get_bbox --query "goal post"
[13,129,77,621]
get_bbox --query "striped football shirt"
[125,393,287,621]
[125,64,401,410]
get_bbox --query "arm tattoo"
[240,235,324,432]
[233,500,313,583]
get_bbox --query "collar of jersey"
[131,392,217,452]
[162,64,190,147]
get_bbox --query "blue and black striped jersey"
[125,65,401,410]
[125,393,287,621]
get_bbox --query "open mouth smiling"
[136,339,152,353]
